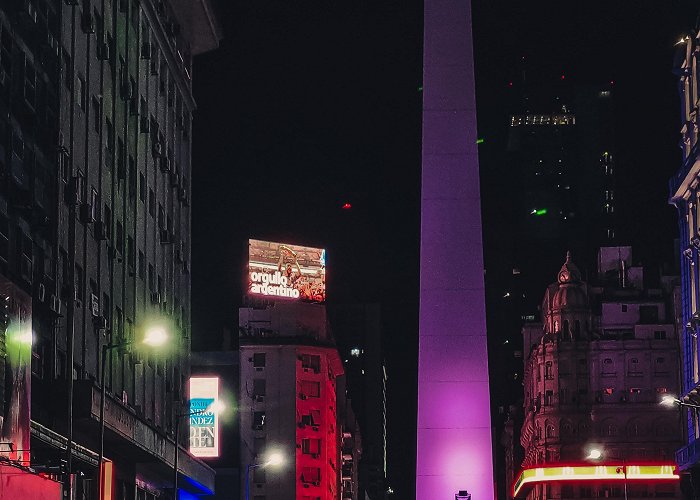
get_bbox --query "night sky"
[191,1,698,498]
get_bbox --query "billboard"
[189,377,219,458]
[248,239,326,303]
[0,278,32,466]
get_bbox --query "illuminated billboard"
[0,278,32,466]
[248,239,326,303]
[189,377,220,458]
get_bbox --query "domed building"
[512,248,684,499]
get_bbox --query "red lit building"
[239,302,349,500]
[511,248,684,499]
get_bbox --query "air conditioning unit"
[151,292,162,304]
[299,394,307,400]
[254,395,265,403]
[37,283,46,302]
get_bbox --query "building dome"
[551,252,588,310]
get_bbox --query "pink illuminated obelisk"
[416,0,494,498]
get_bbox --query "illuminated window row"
[510,114,576,127]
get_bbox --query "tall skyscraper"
[0,0,219,496]
[417,0,494,498]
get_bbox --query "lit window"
[350,348,360,357]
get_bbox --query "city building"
[669,25,700,490]
[0,0,219,497]
[338,375,362,500]
[238,301,351,500]
[512,248,683,499]
[417,0,494,497]
[328,303,386,500]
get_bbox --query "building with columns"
[512,248,683,499]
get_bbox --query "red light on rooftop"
[508,81,513,87]
[561,74,565,80]
[342,202,352,210]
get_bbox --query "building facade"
[669,26,700,491]
[239,302,352,500]
[515,249,683,499]
[0,0,219,497]
[328,303,386,500]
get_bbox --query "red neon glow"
[561,74,566,80]
[342,202,352,210]
[513,463,679,498]
[100,459,114,500]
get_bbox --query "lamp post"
[661,394,700,410]
[98,326,169,497]
[173,401,225,500]
[587,448,627,500]
[245,452,284,500]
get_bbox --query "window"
[128,157,136,198]
[602,358,615,374]
[621,304,627,312]
[253,379,266,397]
[302,438,321,455]
[90,188,98,221]
[105,118,114,153]
[545,361,553,380]
[253,353,266,368]
[654,330,667,340]
[300,381,320,399]
[655,357,668,374]
[300,410,321,427]
[602,387,614,396]
[301,467,320,484]
[301,354,321,373]
[252,411,265,430]
[628,357,640,375]
[544,390,553,405]
[639,305,659,324]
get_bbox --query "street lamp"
[586,448,627,500]
[660,394,700,410]
[245,451,285,500]
[173,401,226,500]
[98,325,170,497]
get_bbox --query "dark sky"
[191,1,698,498]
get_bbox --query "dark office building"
[0,0,219,497]
[328,303,387,500]
[506,72,618,316]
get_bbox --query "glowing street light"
[246,450,285,500]
[265,451,284,467]
[143,325,169,347]
[660,393,700,410]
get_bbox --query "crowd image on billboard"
[248,239,326,303]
